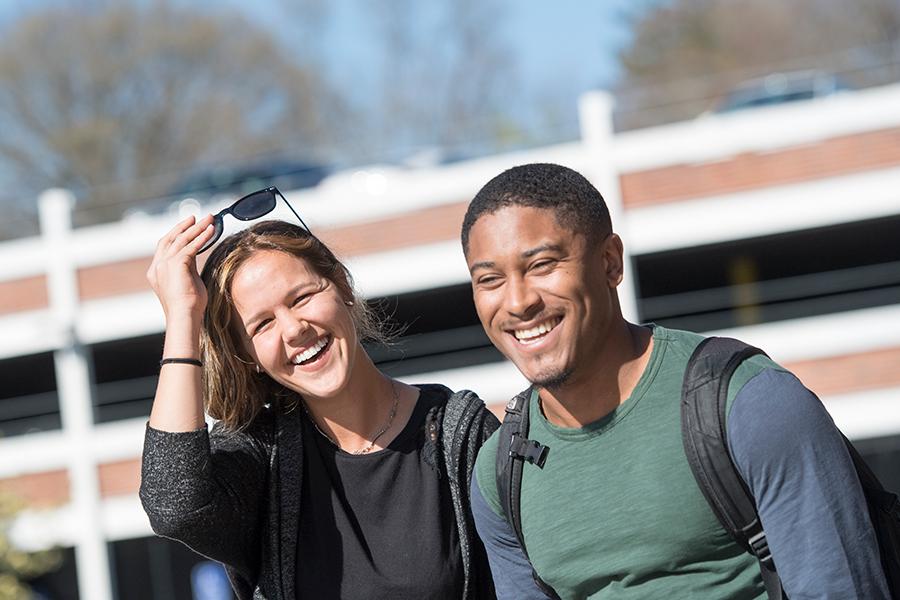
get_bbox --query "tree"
[614,0,900,129]
[0,0,525,239]
[369,0,521,161]
[0,0,349,235]
[0,493,61,600]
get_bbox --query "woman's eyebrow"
[242,282,317,329]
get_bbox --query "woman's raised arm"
[145,214,215,432]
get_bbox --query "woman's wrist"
[163,315,203,358]
[164,306,205,326]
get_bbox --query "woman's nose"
[280,312,310,343]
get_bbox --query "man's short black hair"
[461,163,612,253]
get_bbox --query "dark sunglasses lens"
[197,216,224,254]
[232,190,276,220]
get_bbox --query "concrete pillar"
[38,189,113,600]
[578,91,639,323]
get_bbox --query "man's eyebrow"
[522,243,563,258]
[468,244,564,274]
[468,260,495,274]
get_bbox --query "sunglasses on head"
[198,186,313,254]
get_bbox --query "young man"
[461,163,889,599]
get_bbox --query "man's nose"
[504,277,542,319]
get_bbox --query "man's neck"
[538,322,654,428]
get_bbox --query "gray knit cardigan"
[140,385,499,600]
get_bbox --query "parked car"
[168,159,330,202]
[713,70,852,113]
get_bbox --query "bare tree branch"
[370,0,519,159]
[615,0,900,129]
[0,1,348,232]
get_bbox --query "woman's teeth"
[292,336,329,364]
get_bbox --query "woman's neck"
[301,348,415,453]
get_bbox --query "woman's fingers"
[168,215,215,256]
[184,222,216,255]
[148,215,214,288]
[148,218,214,314]
[156,216,196,252]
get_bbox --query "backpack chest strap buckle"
[748,531,774,566]
[509,433,550,468]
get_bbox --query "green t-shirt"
[475,325,785,599]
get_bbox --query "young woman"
[139,188,498,599]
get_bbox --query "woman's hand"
[148,215,215,431]
[147,215,216,321]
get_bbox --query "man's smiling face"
[466,205,621,389]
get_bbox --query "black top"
[141,385,498,600]
[295,386,464,599]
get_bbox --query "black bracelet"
[159,357,203,367]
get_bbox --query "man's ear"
[603,234,625,288]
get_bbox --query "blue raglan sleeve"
[727,368,890,598]
[471,474,552,600]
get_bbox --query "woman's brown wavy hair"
[199,220,384,431]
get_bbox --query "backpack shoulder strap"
[495,387,559,599]
[438,387,496,600]
[439,387,483,480]
[495,388,532,551]
[843,434,900,595]
[681,336,784,599]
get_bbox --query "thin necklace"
[301,380,400,455]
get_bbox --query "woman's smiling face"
[230,249,359,401]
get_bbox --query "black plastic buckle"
[505,394,525,415]
[748,531,774,567]
[509,433,550,468]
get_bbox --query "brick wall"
[0,275,48,315]
[4,126,900,311]
[0,469,69,507]
[4,343,898,506]
[620,126,900,207]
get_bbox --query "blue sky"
[0,0,644,165]
[2,0,639,137]
[500,1,635,95]
[4,0,638,103]
[239,0,638,134]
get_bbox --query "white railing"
[37,189,114,600]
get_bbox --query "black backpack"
[495,335,900,599]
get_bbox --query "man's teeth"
[513,318,561,341]
[292,337,329,364]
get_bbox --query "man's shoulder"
[650,324,705,346]
[648,324,705,363]
[473,425,504,517]
[474,424,502,478]
[727,349,790,413]
[651,325,789,406]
